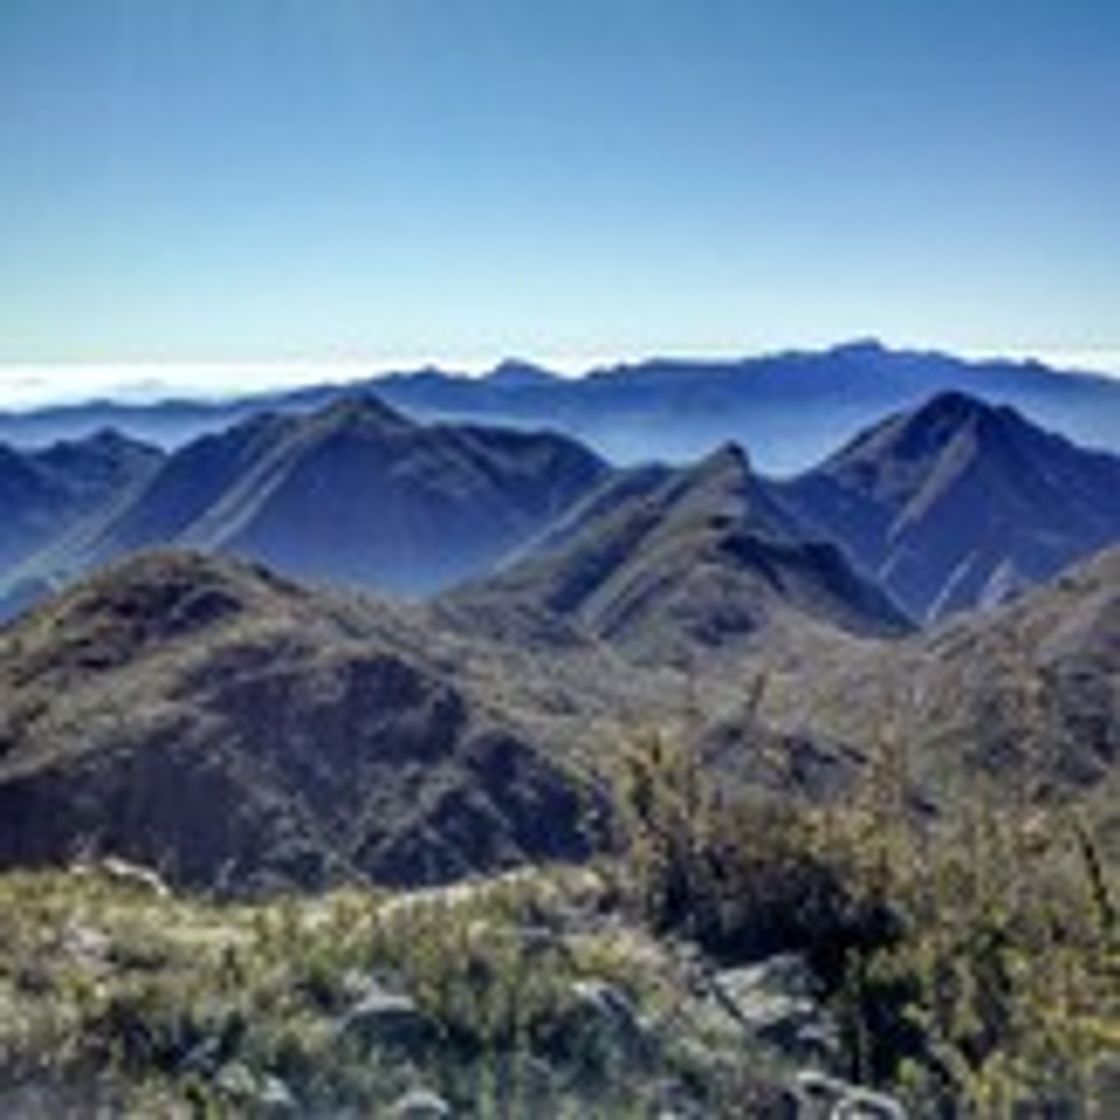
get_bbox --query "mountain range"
[0,364,1117,892]
[0,429,162,575]
[2,341,1118,472]
[1,539,1115,892]
[3,388,1117,631]
[1,395,606,603]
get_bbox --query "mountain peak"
[314,392,414,432]
[830,337,888,358]
[912,389,993,423]
[700,440,751,470]
[884,391,1028,463]
[485,359,559,388]
[782,391,1120,621]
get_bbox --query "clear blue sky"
[1,0,1118,379]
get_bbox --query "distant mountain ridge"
[6,386,1115,635]
[779,392,1120,620]
[2,341,1117,472]
[0,430,163,585]
[20,394,607,597]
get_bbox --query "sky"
[1,0,1119,404]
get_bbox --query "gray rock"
[61,923,111,970]
[87,857,171,898]
[339,981,437,1052]
[214,1062,258,1099]
[389,1087,453,1118]
[705,954,840,1065]
[257,1075,297,1114]
[792,1071,906,1120]
[565,979,653,1067]
[212,1064,295,1113]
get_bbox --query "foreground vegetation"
[1,715,1117,1116]
[0,860,795,1117]
[613,719,1120,1116]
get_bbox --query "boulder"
[792,1071,906,1119]
[213,1063,296,1114]
[338,980,437,1053]
[388,1087,453,1118]
[704,954,840,1066]
[548,979,655,1073]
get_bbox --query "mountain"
[0,430,163,583]
[756,546,1120,832]
[482,358,562,390]
[450,442,912,667]
[0,551,599,892]
[34,394,608,596]
[2,342,1117,473]
[1,542,1114,898]
[779,392,1120,621]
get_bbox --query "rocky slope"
[0,552,600,891]
[756,545,1120,834]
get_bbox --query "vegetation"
[609,686,1120,1116]
[0,861,791,1116]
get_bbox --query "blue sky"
[1,0,1118,400]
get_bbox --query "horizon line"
[2,340,1119,411]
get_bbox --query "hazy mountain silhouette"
[0,430,162,580]
[779,392,1120,621]
[451,442,911,666]
[36,394,608,596]
[2,342,1116,472]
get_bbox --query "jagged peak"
[830,390,1024,469]
[691,440,753,478]
[661,441,806,542]
[910,389,994,422]
[313,392,414,432]
[893,390,1032,452]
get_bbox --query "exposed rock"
[214,1061,299,1114]
[81,857,171,899]
[61,923,111,971]
[702,954,840,1067]
[256,1075,297,1114]
[339,981,437,1053]
[792,1071,906,1119]
[388,1087,453,1118]
[547,978,655,1073]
